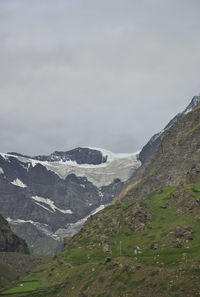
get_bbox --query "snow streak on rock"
[6,217,61,241]
[11,178,27,188]
[32,196,73,214]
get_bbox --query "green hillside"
[1,184,200,297]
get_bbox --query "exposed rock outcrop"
[168,225,193,248]
[170,187,200,215]
[0,215,29,254]
[123,201,152,231]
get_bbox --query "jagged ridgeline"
[117,101,200,201]
[2,102,200,296]
[139,95,200,164]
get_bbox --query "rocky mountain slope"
[139,95,200,163]
[3,97,200,297]
[0,214,28,254]
[117,101,200,201]
[0,147,140,254]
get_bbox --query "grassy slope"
[0,253,46,292]
[2,185,200,297]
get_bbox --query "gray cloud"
[0,0,200,155]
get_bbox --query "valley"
[1,96,200,297]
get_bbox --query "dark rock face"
[186,163,200,184]
[123,201,152,231]
[33,147,107,165]
[139,132,164,165]
[139,96,200,164]
[0,215,29,254]
[0,150,124,255]
[10,222,63,255]
[170,187,200,215]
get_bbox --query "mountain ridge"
[116,101,200,202]
[139,95,200,164]
[0,147,140,255]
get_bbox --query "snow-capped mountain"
[139,95,200,163]
[33,147,108,164]
[5,148,140,187]
[0,147,140,254]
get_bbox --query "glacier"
[0,148,141,188]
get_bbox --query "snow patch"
[6,217,43,225]
[11,178,27,188]
[0,153,9,160]
[30,159,40,167]
[91,204,105,215]
[98,189,104,198]
[55,204,106,238]
[32,196,73,214]
[35,202,54,213]
[0,167,4,174]
[86,146,140,162]
[184,107,193,115]
[6,217,61,241]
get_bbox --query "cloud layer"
[1,0,200,155]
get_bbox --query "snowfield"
[0,148,141,187]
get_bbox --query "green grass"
[187,184,200,200]
[1,275,40,295]
[60,185,200,268]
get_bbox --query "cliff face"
[0,215,29,254]
[118,103,200,201]
[139,95,200,164]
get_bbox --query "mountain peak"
[33,147,107,165]
[139,94,200,163]
[183,95,200,114]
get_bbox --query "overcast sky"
[0,0,200,155]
